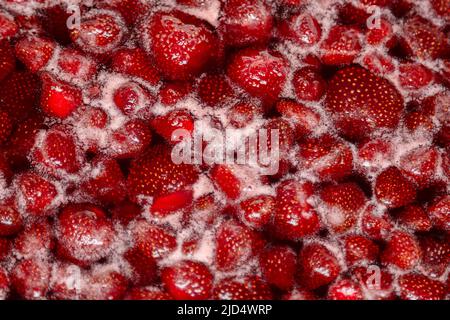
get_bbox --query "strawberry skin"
[325,66,404,140]
[111,47,160,85]
[227,48,288,103]
[15,36,55,73]
[127,146,199,202]
[213,276,273,300]
[375,167,417,209]
[398,273,446,300]
[16,172,58,216]
[381,231,421,270]
[260,245,297,290]
[197,73,234,107]
[0,41,14,82]
[141,10,219,81]
[320,26,362,65]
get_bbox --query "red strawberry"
[362,52,395,76]
[111,48,160,85]
[70,9,127,56]
[397,204,432,232]
[129,220,177,260]
[277,12,322,46]
[298,243,341,290]
[56,204,116,266]
[260,245,297,290]
[15,36,55,73]
[419,234,450,277]
[158,81,192,105]
[0,201,22,236]
[367,18,393,45]
[14,220,54,259]
[0,238,10,261]
[227,48,288,103]
[342,235,379,266]
[320,183,367,233]
[161,260,213,300]
[398,273,446,300]
[127,146,199,202]
[352,266,395,300]
[298,134,354,180]
[40,5,72,45]
[111,200,142,226]
[81,268,128,300]
[55,48,98,85]
[213,276,273,300]
[125,287,172,300]
[11,258,51,300]
[430,0,450,20]
[399,147,438,188]
[112,81,154,117]
[151,189,194,215]
[381,230,421,270]
[401,16,448,60]
[215,220,264,271]
[238,195,275,230]
[357,138,393,171]
[124,247,157,286]
[219,0,273,47]
[0,41,14,82]
[0,111,12,145]
[228,102,262,128]
[404,110,434,132]
[82,157,126,205]
[272,180,320,240]
[99,0,150,26]
[427,196,449,231]
[264,118,295,153]
[327,279,363,300]
[399,63,434,90]
[338,3,371,27]
[0,267,9,299]
[292,67,326,102]
[141,10,219,80]
[40,73,82,119]
[0,71,40,122]
[150,110,194,143]
[361,205,393,240]
[32,126,82,176]
[0,11,18,40]
[108,119,152,159]
[375,167,417,209]
[197,73,234,107]
[325,66,404,140]
[276,99,321,139]
[16,172,58,216]
[320,26,362,65]
[210,165,241,200]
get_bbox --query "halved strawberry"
[375,167,417,209]
[112,81,155,117]
[381,230,421,270]
[366,18,393,45]
[260,245,297,290]
[320,183,367,233]
[298,134,354,180]
[197,73,234,107]
[320,25,362,65]
[276,99,321,139]
[161,260,213,300]
[40,73,82,119]
[70,9,127,56]
[141,10,219,80]
[227,48,288,103]
[219,0,273,47]
[325,66,404,140]
[16,172,58,217]
[127,146,199,202]
[228,102,262,128]
[362,52,395,76]
[55,48,98,85]
[272,180,320,240]
[215,220,264,271]
[56,204,116,266]
[15,36,55,73]
[0,41,14,82]
[292,67,326,102]
[32,126,82,176]
[111,47,160,86]
[150,110,194,143]
[298,242,341,290]
[277,12,322,46]
[398,273,446,300]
